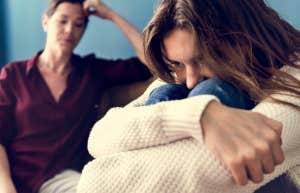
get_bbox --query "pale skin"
[163,28,284,185]
[0,1,146,192]
[0,145,17,193]
[83,0,146,64]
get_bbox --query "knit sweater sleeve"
[80,69,300,193]
[209,84,300,192]
[87,79,218,158]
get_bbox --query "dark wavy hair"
[144,0,300,109]
[45,0,89,27]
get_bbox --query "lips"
[58,38,75,47]
[62,38,73,44]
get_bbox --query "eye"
[74,22,84,28]
[169,61,184,70]
[58,19,67,25]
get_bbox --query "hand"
[200,101,284,185]
[83,0,114,20]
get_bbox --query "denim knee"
[145,83,189,106]
[188,78,254,109]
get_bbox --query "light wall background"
[1,0,300,66]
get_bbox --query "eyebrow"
[58,14,85,21]
[164,55,200,65]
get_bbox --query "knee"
[188,78,253,109]
[145,84,189,105]
[188,78,225,97]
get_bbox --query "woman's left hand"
[83,0,114,20]
[200,100,284,185]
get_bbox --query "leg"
[188,78,255,109]
[39,170,80,193]
[145,83,189,106]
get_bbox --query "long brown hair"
[144,0,300,109]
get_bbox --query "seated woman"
[78,0,300,192]
[0,0,151,193]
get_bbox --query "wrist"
[200,100,222,138]
[109,11,120,22]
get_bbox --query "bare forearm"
[0,145,17,193]
[84,0,147,64]
[110,12,146,64]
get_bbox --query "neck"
[39,49,72,74]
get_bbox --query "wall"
[267,0,300,29]
[4,0,156,64]
[0,0,6,65]
[2,0,300,64]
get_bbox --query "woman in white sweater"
[78,0,300,192]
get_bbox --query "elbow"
[87,127,100,158]
[86,118,111,158]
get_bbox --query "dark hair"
[45,0,89,27]
[144,0,300,109]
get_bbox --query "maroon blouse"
[0,51,151,193]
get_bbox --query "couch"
[97,77,154,118]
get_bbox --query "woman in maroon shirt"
[0,0,150,193]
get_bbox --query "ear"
[42,14,49,32]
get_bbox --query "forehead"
[163,28,197,62]
[53,2,85,19]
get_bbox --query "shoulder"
[74,53,140,65]
[72,53,119,70]
[0,59,28,80]
[73,53,118,64]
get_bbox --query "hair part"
[144,0,300,110]
[45,0,89,27]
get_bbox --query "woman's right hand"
[200,100,284,185]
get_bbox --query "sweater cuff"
[159,95,219,144]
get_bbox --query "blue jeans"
[145,78,254,109]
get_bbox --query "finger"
[82,2,91,14]
[261,124,284,165]
[272,139,285,165]
[263,116,283,137]
[246,158,264,183]
[261,148,275,174]
[258,129,278,173]
[228,159,248,185]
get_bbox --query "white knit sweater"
[77,66,300,193]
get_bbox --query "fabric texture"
[0,51,150,193]
[77,65,300,193]
[145,77,254,109]
[39,170,80,193]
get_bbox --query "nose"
[185,65,202,89]
[64,23,74,35]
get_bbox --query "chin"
[59,45,74,53]
[57,48,72,56]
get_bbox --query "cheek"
[47,28,59,41]
[48,25,62,38]
[74,30,84,40]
